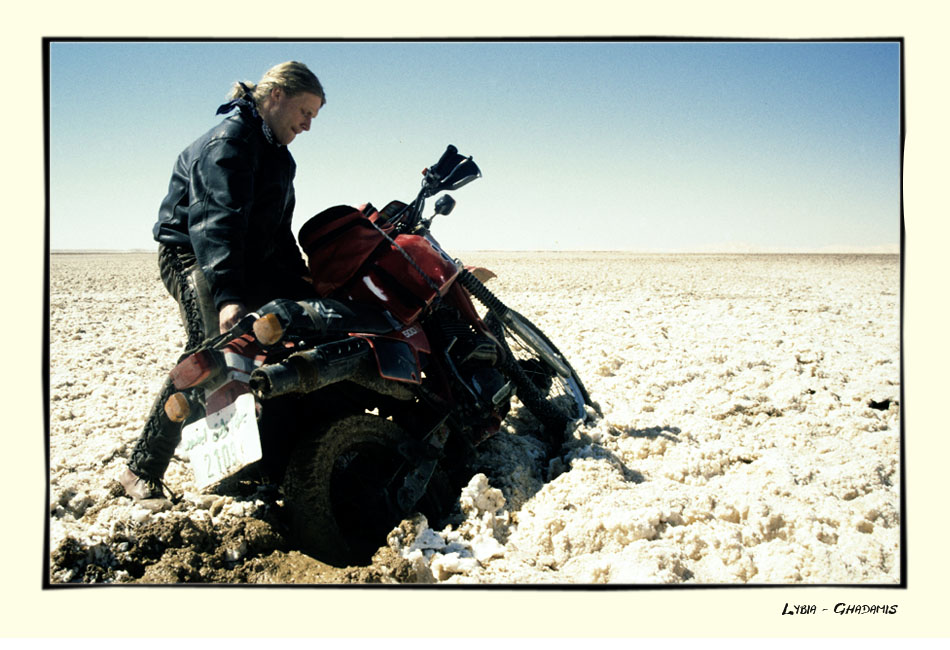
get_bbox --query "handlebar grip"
[431,145,460,178]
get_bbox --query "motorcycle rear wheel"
[281,414,414,567]
[487,309,594,445]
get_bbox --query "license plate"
[179,392,262,489]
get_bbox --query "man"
[119,61,326,500]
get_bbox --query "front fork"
[448,273,508,366]
[455,267,572,378]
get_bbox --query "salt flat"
[47,252,901,584]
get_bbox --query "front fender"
[464,265,496,283]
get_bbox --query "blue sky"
[48,40,901,252]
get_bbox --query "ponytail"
[227,61,325,110]
[227,81,256,101]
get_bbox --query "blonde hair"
[229,61,325,107]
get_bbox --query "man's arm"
[186,136,256,330]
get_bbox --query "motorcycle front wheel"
[486,309,595,445]
[281,414,414,567]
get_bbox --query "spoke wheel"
[487,309,594,446]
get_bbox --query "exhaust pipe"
[249,337,371,398]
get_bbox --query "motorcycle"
[162,145,598,567]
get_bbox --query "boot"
[117,466,166,502]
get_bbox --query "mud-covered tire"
[487,310,595,445]
[281,414,414,567]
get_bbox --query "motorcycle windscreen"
[366,338,422,384]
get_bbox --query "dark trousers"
[128,245,316,480]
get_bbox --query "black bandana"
[215,83,282,147]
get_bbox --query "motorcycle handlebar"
[394,145,477,233]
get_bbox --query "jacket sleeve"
[273,185,311,280]
[186,136,255,310]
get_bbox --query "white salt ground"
[48,252,900,584]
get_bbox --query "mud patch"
[49,480,427,585]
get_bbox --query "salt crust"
[49,253,900,584]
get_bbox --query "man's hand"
[218,301,248,333]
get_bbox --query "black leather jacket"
[153,101,309,310]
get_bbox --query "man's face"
[262,89,323,145]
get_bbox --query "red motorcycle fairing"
[354,322,431,384]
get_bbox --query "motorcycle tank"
[344,233,459,324]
